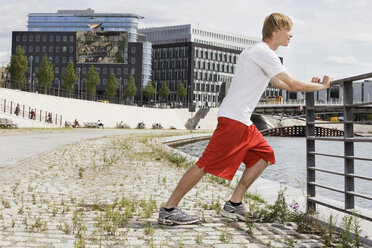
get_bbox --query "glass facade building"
[28,9,143,42]
[21,9,152,100]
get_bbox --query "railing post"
[306,91,316,213]
[343,81,354,209]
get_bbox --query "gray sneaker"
[221,201,253,221]
[158,207,200,225]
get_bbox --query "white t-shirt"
[218,42,285,126]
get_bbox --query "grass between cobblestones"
[0,130,367,247]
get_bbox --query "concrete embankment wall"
[0,88,193,129]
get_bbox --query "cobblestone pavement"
[0,131,361,247]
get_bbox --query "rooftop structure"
[28,9,144,42]
[139,24,260,51]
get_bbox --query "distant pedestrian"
[158,13,332,225]
[98,120,104,128]
[14,104,20,116]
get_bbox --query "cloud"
[325,56,372,68]
[348,33,372,43]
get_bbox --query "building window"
[29,36,33,42]
[49,46,53,53]
[62,57,66,63]
[56,46,60,53]
[42,46,46,53]
[36,35,40,42]
[62,46,67,53]
[70,36,74,42]
[124,68,128,75]
[56,36,60,42]
[97,68,100,74]
[131,68,135,75]
[69,46,74,53]
[63,36,67,42]
[103,78,107,85]
[55,67,59,74]
[36,46,40,52]
[23,35,27,42]
[103,68,107,74]
[110,68,114,74]
[16,35,20,42]
[55,56,59,63]
[42,35,47,42]
[69,57,73,62]
[35,56,39,63]
[82,68,86,74]
[29,46,33,53]
[131,57,135,64]
[117,68,121,74]
[124,79,128,85]
[131,47,136,53]
[49,35,53,42]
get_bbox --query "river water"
[176,137,372,210]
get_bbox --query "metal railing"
[0,99,63,126]
[306,72,372,221]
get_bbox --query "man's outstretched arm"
[271,71,332,92]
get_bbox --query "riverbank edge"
[152,133,372,246]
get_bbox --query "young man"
[158,13,332,225]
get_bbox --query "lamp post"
[77,68,81,99]
[28,56,33,92]
[57,79,60,97]
[32,72,35,93]
[119,77,122,104]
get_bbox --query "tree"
[159,82,170,102]
[61,61,77,95]
[85,65,100,99]
[176,82,187,102]
[36,54,54,94]
[142,81,156,104]
[105,72,119,98]
[124,74,137,103]
[9,46,28,89]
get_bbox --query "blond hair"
[262,13,293,40]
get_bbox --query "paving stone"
[0,132,366,248]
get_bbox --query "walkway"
[0,129,369,247]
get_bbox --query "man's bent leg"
[164,164,205,208]
[230,158,268,203]
[221,159,268,221]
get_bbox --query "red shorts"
[196,117,275,181]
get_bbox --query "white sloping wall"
[0,88,192,129]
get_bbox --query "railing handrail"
[306,72,372,222]
[330,72,372,85]
[0,98,63,126]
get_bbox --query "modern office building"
[140,24,286,108]
[10,9,152,101]
[8,9,152,100]
[12,30,150,100]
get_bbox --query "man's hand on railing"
[311,75,332,90]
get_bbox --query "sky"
[1,0,372,81]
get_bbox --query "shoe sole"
[221,210,253,221]
[157,218,199,226]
